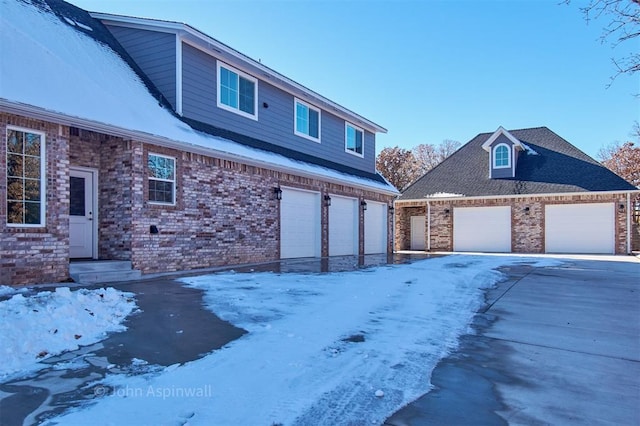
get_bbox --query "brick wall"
[2,112,395,285]
[396,193,633,254]
[0,113,70,285]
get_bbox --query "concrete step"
[70,261,141,284]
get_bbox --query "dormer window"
[217,62,258,120]
[493,144,510,168]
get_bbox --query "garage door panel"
[329,195,358,256]
[365,201,387,254]
[280,188,320,259]
[453,206,511,252]
[545,203,614,254]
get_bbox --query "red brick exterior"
[395,194,634,254]
[1,112,394,285]
[0,114,70,285]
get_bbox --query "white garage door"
[280,188,321,259]
[453,206,511,252]
[329,195,358,256]
[364,201,387,254]
[545,203,615,254]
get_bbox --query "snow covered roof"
[0,0,397,195]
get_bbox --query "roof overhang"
[90,12,387,135]
[1,99,398,196]
[481,126,524,152]
[395,189,640,205]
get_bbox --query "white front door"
[69,169,96,258]
[410,215,426,250]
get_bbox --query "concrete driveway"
[386,255,640,425]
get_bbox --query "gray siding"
[106,26,177,109]
[181,43,375,174]
[490,134,515,178]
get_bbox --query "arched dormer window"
[493,143,510,168]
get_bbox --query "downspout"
[627,193,632,254]
[427,201,431,251]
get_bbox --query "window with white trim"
[345,123,364,156]
[217,62,257,119]
[148,153,176,205]
[6,127,45,226]
[294,98,321,142]
[493,144,510,168]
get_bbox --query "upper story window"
[493,144,510,168]
[345,123,364,157]
[6,127,46,227]
[294,98,321,142]
[217,62,257,120]
[148,153,176,205]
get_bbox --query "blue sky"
[71,0,639,158]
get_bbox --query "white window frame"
[345,122,364,157]
[6,126,46,228]
[493,143,511,169]
[294,98,321,143]
[148,153,176,206]
[216,62,258,121]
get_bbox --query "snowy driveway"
[32,254,559,426]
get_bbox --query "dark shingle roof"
[400,127,637,199]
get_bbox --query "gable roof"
[400,126,637,200]
[0,0,396,194]
[481,126,524,152]
[90,12,387,135]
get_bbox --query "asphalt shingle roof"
[400,127,637,199]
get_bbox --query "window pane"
[70,176,85,216]
[220,67,238,109]
[24,133,41,156]
[346,126,355,150]
[309,109,319,138]
[7,178,23,201]
[24,156,40,179]
[25,202,41,225]
[355,130,363,153]
[7,154,23,177]
[6,130,23,154]
[239,77,255,114]
[296,103,308,134]
[7,201,24,224]
[24,179,41,201]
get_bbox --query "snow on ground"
[0,287,137,378]
[50,255,560,426]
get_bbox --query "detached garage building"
[395,127,638,255]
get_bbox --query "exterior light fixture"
[524,206,530,214]
[324,195,331,207]
[388,205,395,214]
[619,203,625,212]
[361,200,367,211]
[273,187,282,200]
[150,225,159,234]
[444,208,450,215]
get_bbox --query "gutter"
[628,193,632,254]
[397,189,640,205]
[427,201,431,251]
[0,100,398,196]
